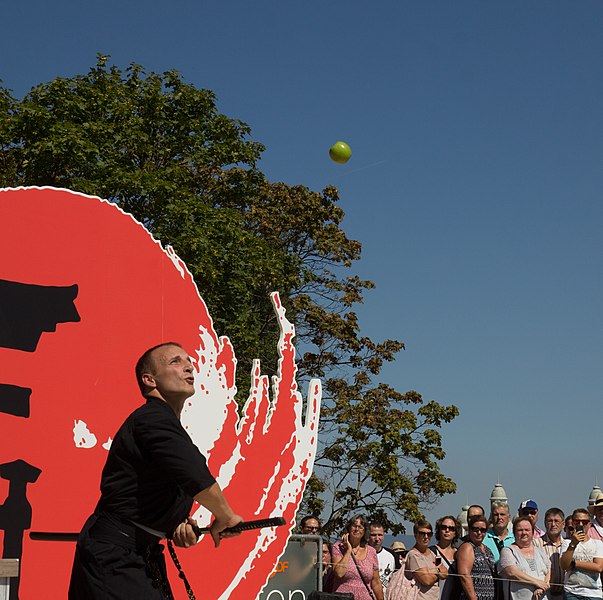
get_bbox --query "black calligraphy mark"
[0,385,31,418]
[0,279,80,352]
[0,459,42,600]
[0,279,80,418]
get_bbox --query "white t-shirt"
[561,538,603,598]
[376,548,397,589]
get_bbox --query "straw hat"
[588,492,603,514]
[391,541,407,552]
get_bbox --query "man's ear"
[142,372,156,389]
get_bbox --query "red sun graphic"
[0,187,321,599]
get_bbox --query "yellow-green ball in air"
[329,141,352,164]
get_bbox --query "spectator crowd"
[299,493,603,600]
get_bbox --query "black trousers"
[68,512,173,600]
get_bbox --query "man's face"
[519,508,538,526]
[144,345,195,402]
[492,507,510,533]
[572,513,591,534]
[544,513,564,538]
[467,507,484,520]
[300,518,320,534]
[594,506,603,526]
[368,526,385,551]
[564,518,574,538]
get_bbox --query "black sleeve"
[133,407,216,497]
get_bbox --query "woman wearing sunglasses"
[457,515,497,600]
[498,516,551,600]
[432,516,461,586]
[404,519,444,600]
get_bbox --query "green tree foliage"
[0,57,458,534]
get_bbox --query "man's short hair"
[467,514,488,529]
[300,515,321,528]
[468,504,485,516]
[135,342,183,394]
[369,521,385,531]
[572,508,590,520]
[491,501,509,512]
[545,507,565,521]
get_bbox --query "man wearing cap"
[588,493,603,542]
[519,499,545,544]
[368,521,400,590]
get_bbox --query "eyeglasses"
[566,527,575,533]
[439,525,456,532]
[417,531,433,537]
[350,525,365,531]
[545,519,563,525]
[470,527,487,534]
[573,519,590,525]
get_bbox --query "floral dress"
[332,541,380,599]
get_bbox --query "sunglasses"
[417,531,433,537]
[573,519,590,525]
[440,525,456,532]
[520,509,537,515]
[470,527,487,534]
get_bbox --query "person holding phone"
[559,508,603,600]
[432,516,460,574]
[332,514,384,600]
[405,519,444,600]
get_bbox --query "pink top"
[332,541,380,600]
[589,521,603,541]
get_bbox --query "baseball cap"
[519,499,538,511]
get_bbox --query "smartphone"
[435,557,442,566]
[575,525,584,533]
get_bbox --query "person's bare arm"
[456,543,477,600]
[501,565,549,590]
[412,565,438,587]
[332,535,353,578]
[372,568,384,600]
[194,482,242,547]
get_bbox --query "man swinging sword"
[69,342,242,599]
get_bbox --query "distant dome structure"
[490,482,508,507]
[458,505,469,536]
[589,484,602,506]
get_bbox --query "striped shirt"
[541,534,563,596]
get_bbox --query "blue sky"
[2,0,602,530]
